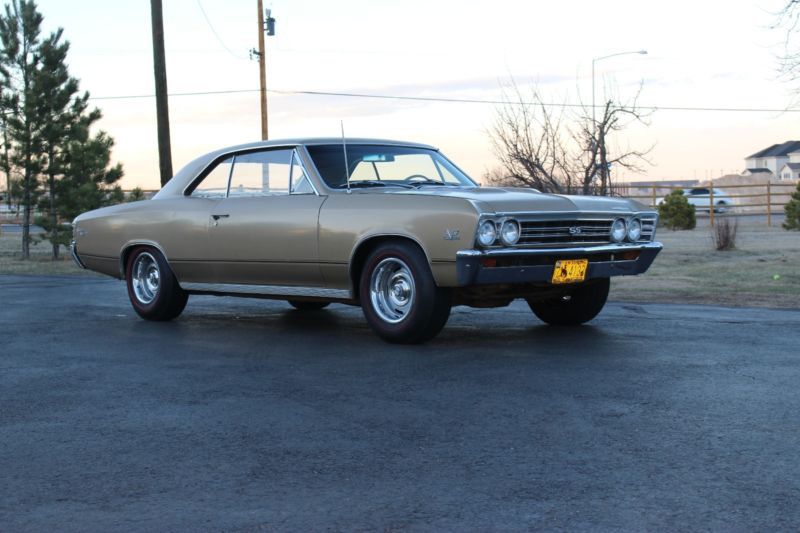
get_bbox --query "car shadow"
[126,300,625,362]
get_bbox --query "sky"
[29,0,799,189]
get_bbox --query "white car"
[657,188,732,213]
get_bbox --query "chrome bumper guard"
[455,242,663,286]
[70,240,86,269]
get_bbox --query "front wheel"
[125,247,188,321]
[359,242,451,344]
[527,278,609,326]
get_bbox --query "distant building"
[744,140,800,178]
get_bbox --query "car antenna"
[341,120,350,194]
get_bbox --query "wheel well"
[350,235,427,301]
[120,243,163,279]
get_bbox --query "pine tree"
[784,181,800,230]
[0,0,123,259]
[33,26,83,259]
[0,0,45,259]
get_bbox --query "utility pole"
[150,0,173,186]
[253,2,275,140]
[257,0,268,140]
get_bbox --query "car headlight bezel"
[477,220,498,247]
[610,218,627,243]
[626,217,642,242]
[499,219,520,246]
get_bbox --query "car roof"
[154,138,439,199]
[213,137,437,153]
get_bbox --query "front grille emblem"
[568,226,582,235]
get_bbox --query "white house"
[744,140,800,177]
[778,151,800,180]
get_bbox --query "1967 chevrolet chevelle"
[71,138,662,343]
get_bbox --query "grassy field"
[611,224,800,308]
[2,225,799,309]
[0,233,100,276]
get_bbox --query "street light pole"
[590,50,647,195]
[591,50,647,138]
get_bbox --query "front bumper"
[70,240,86,269]
[456,242,662,286]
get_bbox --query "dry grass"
[611,224,800,308]
[2,224,799,309]
[0,233,100,276]
[712,218,738,251]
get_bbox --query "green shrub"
[658,190,696,230]
[784,182,800,230]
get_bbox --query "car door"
[205,148,326,287]
[163,156,234,283]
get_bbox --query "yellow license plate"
[551,259,588,284]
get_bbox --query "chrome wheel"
[369,257,416,324]
[131,252,160,305]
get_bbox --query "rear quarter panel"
[73,198,217,280]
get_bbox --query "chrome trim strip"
[289,148,320,195]
[179,282,352,299]
[457,242,663,258]
[183,145,321,197]
[69,241,86,269]
[492,210,659,219]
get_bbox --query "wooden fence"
[612,181,798,227]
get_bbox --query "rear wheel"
[527,278,609,326]
[288,300,330,311]
[359,242,451,344]
[125,247,188,321]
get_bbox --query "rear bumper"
[70,240,87,269]
[455,242,662,286]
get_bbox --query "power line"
[196,0,247,60]
[86,87,800,114]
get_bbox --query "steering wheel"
[402,174,434,182]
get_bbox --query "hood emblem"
[443,229,461,240]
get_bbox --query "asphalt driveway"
[1,275,799,531]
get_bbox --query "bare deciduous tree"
[775,1,800,85]
[573,82,653,195]
[488,83,574,193]
[486,79,652,195]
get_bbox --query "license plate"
[551,259,588,284]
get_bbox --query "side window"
[229,149,292,197]
[290,152,315,194]
[191,157,233,198]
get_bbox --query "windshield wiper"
[408,180,459,188]
[335,180,414,189]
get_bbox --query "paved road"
[1,275,799,531]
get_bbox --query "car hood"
[381,186,649,214]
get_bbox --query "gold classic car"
[71,138,662,343]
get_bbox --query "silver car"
[682,187,732,213]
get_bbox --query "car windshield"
[305,144,477,189]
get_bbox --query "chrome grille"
[515,217,657,247]
[518,219,613,246]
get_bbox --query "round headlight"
[477,220,497,246]
[610,218,627,243]
[499,219,520,246]
[627,218,642,242]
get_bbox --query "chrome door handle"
[211,214,230,220]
